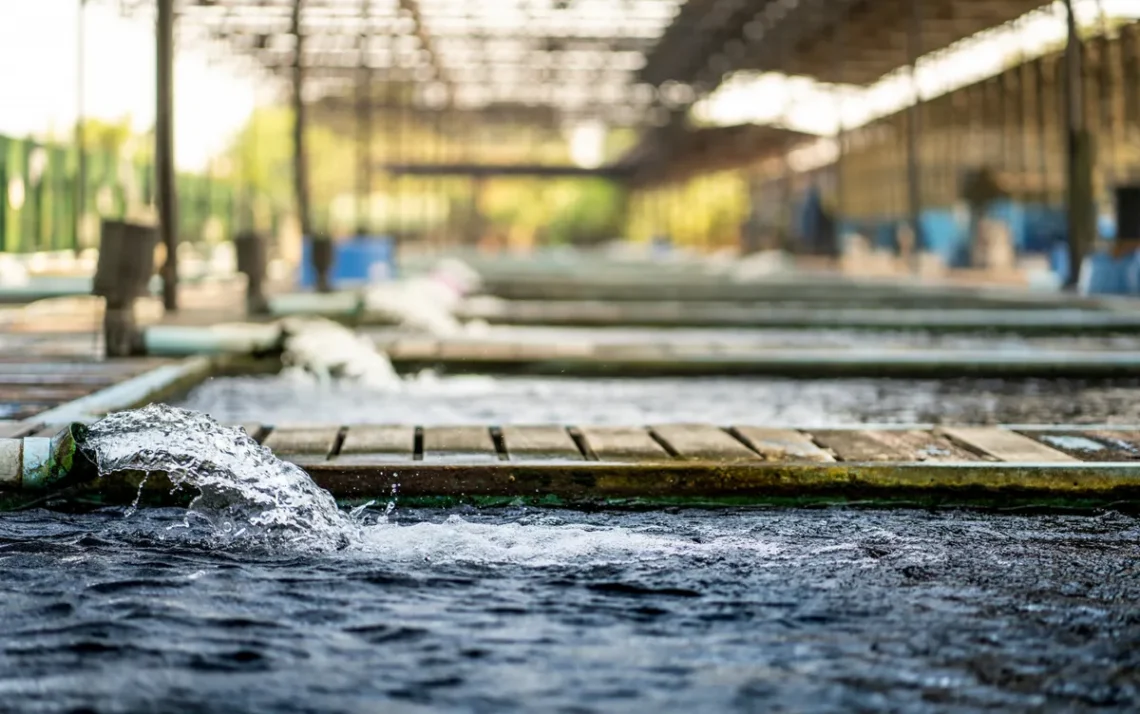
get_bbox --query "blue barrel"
[299,236,396,289]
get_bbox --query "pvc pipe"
[0,426,90,493]
[268,291,362,317]
[143,324,283,357]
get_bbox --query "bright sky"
[0,0,262,171]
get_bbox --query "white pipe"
[268,291,362,317]
[143,324,283,357]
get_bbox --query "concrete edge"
[26,355,218,425]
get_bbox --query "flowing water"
[2,406,1139,712]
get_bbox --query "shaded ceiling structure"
[111,0,686,127]
[640,0,1060,88]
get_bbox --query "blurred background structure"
[4,0,1140,302]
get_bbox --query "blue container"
[1078,250,1133,296]
[919,208,969,267]
[872,221,900,253]
[984,201,1066,254]
[299,236,396,289]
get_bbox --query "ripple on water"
[0,508,1138,712]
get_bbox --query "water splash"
[279,317,402,390]
[80,404,360,552]
[78,406,801,565]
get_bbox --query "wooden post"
[905,0,924,269]
[291,0,313,243]
[74,0,87,253]
[356,0,372,237]
[156,0,178,311]
[1063,0,1095,287]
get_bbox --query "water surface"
[1,507,1137,713]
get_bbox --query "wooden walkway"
[369,335,1140,377]
[64,421,1140,508]
[455,300,1140,333]
[5,352,1140,507]
[476,275,1116,308]
[0,354,177,424]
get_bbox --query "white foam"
[279,317,402,389]
[352,514,785,566]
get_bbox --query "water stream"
[79,404,361,552]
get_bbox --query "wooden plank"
[650,424,758,461]
[391,338,439,360]
[437,341,517,361]
[1087,430,1140,461]
[732,427,835,462]
[422,426,499,462]
[0,421,36,438]
[500,426,582,461]
[577,426,669,461]
[811,429,980,462]
[939,427,1079,463]
[1018,430,1140,462]
[29,425,69,439]
[262,425,340,463]
[225,423,265,440]
[338,425,415,463]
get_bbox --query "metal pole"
[1063,0,1095,287]
[1034,57,1050,203]
[291,0,312,241]
[74,0,87,253]
[156,0,178,311]
[356,0,372,236]
[831,1,848,257]
[905,0,923,271]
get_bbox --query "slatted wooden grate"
[15,421,1140,507]
[183,423,1140,466]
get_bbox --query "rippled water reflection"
[2,507,1138,712]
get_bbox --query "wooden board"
[29,425,68,439]
[261,425,340,463]
[1017,430,1140,462]
[731,427,835,462]
[577,426,669,461]
[225,423,265,442]
[939,427,1078,463]
[422,426,499,462]
[500,426,583,461]
[391,338,439,360]
[811,429,981,463]
[650,424,758,461]
[338,425,415,464]
[0,421,36,438]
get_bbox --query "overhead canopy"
[641,0,1056,87]
[112,0,687,126]
[618,122,812,186]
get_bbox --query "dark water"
[3,507,1139,713]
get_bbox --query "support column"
[1063,0,1095,287]
[904,0,923,270]
[355,0,373,237]
[292,0,325,291]
[156,0,178,311]
[74,0,87,253]
[830,1,849,257]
